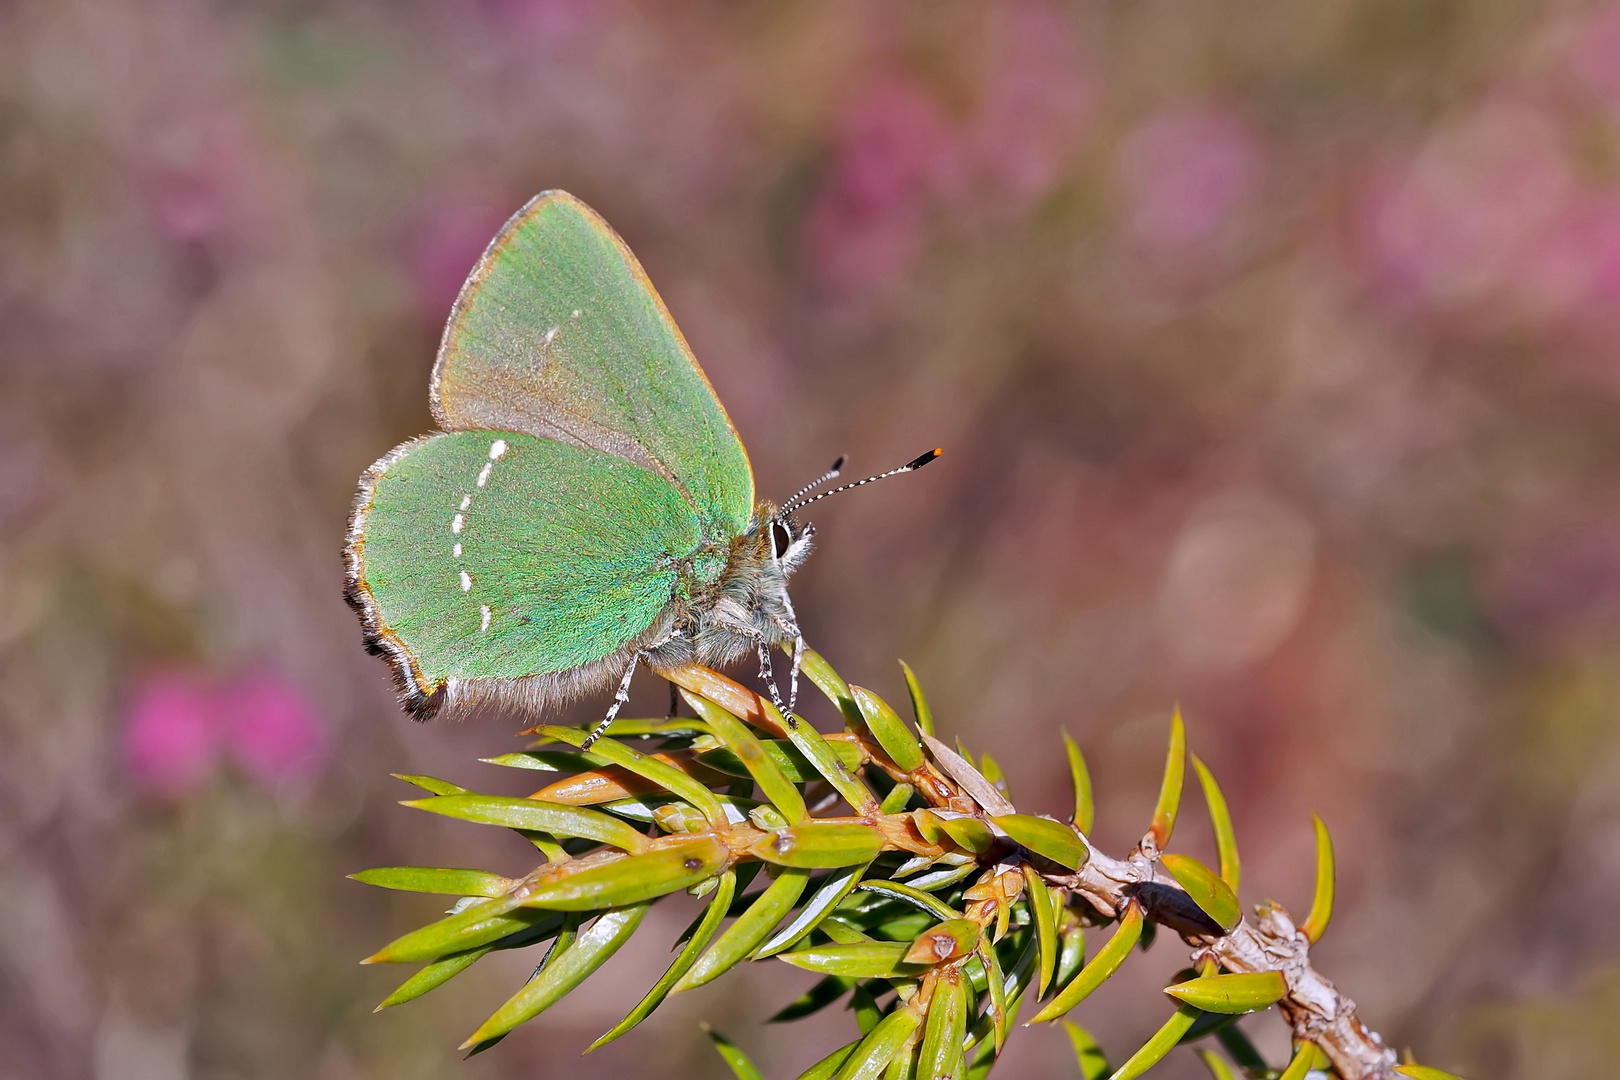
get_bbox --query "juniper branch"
[351,652,1456,1080]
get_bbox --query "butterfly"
[344,191,938,743]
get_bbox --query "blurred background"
[3,1,1618,1077]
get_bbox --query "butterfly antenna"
[782,448,941,515]
[783,456,846,509]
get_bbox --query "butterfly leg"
[667,679,679,721]
[787,633,805,713]
[582,655,640,750]
[772,591,805,721]
[755,643,798,729]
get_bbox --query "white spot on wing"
[460,570,472,592]
[571,309,581,319]
[489,439,507,460]
[452,514,464,534]
[476,462,492,487]
[543,326,559,347]
[460,494,472,510]
[480,605,491,632]
[452,543,462,557]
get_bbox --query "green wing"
[346,430,701,717]
[430,190,755,539]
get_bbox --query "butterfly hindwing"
[346,430,702,715]
[431,191,755,540]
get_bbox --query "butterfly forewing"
[431,191,755,539]
[347,431,702,714]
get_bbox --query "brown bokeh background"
[4,2,1620,1078]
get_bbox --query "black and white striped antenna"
[781,448,941,516]
[782,456,846,509]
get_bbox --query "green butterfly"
[344,191,936,741]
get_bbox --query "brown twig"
[907,746,1402,1079]
[1050,841,1398,1078]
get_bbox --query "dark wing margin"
[345,437,445,719]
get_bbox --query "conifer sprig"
[352,649,1461,1079]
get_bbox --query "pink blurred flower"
[1527,191,1620,392]
[124,672,222,800]
[223,674,328,793]
[403,197,512,322]
[1360,100,1571,307]
[132,106,253,244]
[965,1,1093,203]
[1117,105,1264,253]
[470,0,604,45]
[807,14,1095,294]
[1512,191,1620,320]
[806,78,959,292]
[123,668,326,800]
[146,168,234,243]
[837,79,958,208]
[1570,6,1620,111]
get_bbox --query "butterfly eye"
[769,520,794,561]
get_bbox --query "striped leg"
[582,654,640,749]
[756,644,798,729]
[773,593,806,719]
[787,634,805,712]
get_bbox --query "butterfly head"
[761,448,941,577]
[768,516,815,574]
